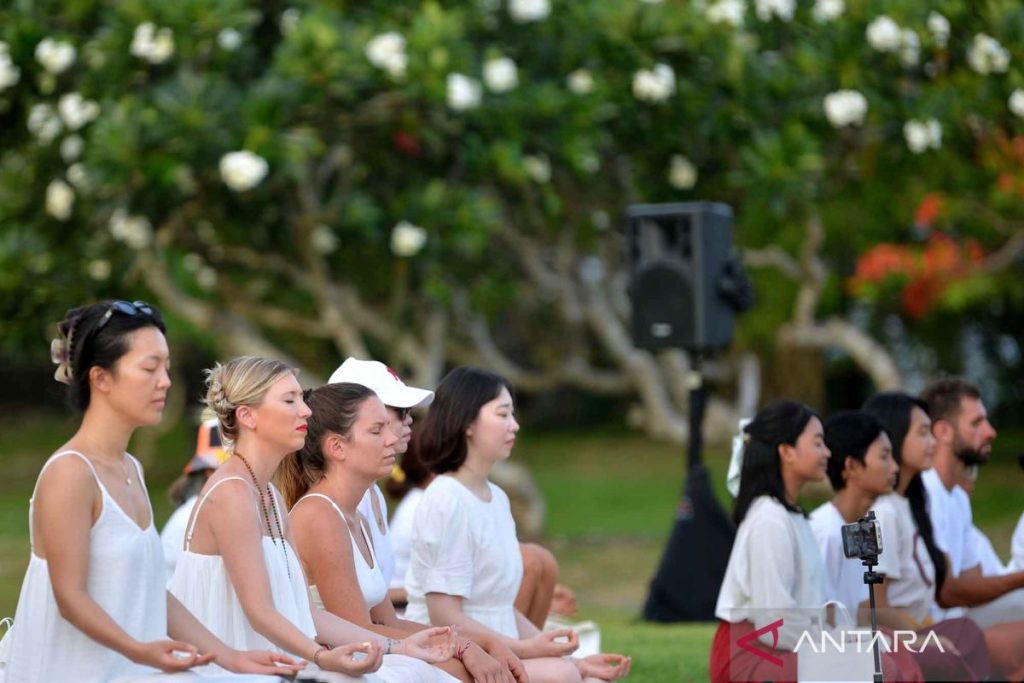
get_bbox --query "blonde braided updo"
[203,356,296,450]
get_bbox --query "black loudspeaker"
[627,202,751,352]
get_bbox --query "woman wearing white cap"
[326,358,435,595]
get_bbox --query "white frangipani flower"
[280,9,301,34]
[812,0,843,23]
[927,12,950,48]
[67,163,90,191]
[45,180,74,221]
[217,28,243,51]
[57,92,100,130]
[196,266,218,291]
[823,90,867,127]
[866,16,901,52]
[1009,90,1024,119]
[27,103,62,143]
[484,56,518,93]
[87,259,111,281]
[390,221,427,257]
[754,0,794,22]
[312,225,339,254]
[523,154,551,183]
[903,118,942,154]
[508,0,551,23]
[0,42,21,92]
[60,135,84,162]
[109,209,153,250]
[567,69,594,95]
[967,34,1010,75]
[365,32,408,79]
[35,38,76,74]
[668,155,698,190]
[705,0,746,26]
[899,29,920,67]
[446,73,482,111]
[219,150,269,192]
[131,23,175,64]
[632,63,676,103]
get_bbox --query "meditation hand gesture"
[130,640,215,672]
[479,637,529,683]
[320,641,384,675]
[396,625,458,662]
[522,628,579,659]
[220,649,306,677]
[574,653,632,680]
[458,640,516,683]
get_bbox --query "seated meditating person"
[710,400,922,683]
[813,409,990,680]
[169,356,457,681]
[865,391,1024,680]
[283,381,527,683]
[406,366,631,683]
[3,301,300,682]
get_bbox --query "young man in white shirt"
[810,411,897,623]
[921,377,1024,627]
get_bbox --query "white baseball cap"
[327,358,434,409]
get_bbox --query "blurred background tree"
[2,0,1023,441]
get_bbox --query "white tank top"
[3,451,167,683]
[168,477,317,654]
[295,493,388,610]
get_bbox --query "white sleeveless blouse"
[296,493,388,611]
[3,451,167,683]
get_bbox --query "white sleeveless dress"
[170,478,386,682]
[3,451,167,682]
[0,452,277,683]
[294,494,457,683]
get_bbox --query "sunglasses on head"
[96,300,155,332]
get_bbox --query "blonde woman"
[3,301,301,682]
[169,356,456,681]
[282,382,526,683]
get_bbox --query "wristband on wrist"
[385,638,397,655]
[312,644,331,668]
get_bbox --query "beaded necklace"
[234,452,291,579]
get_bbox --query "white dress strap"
[29,450,102,549]
[185,476,250,551]
[294,493,377,569]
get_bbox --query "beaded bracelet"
[312,644,331,668]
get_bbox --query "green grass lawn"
[0,414,1022,681]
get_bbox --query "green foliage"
[1,0,1023,373]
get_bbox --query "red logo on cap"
[386,366,403,382]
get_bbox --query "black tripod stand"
[861,556,885,683]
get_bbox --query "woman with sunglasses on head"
[3,301,303,683]
[406,366,631,683]
[169,356,456,681]
[283,382,523,683]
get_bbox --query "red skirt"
[709,620,924,683]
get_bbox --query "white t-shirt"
[388,487,425,590]
[809,502,868,616]
[921,468,979,578]
[973,526,1009,576]
[358,483,395,587]
[715,496,826,651]
[870,492,937,625]
[159,495,197,584]
[404,475,524,638]
[1009,511,1024,573]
